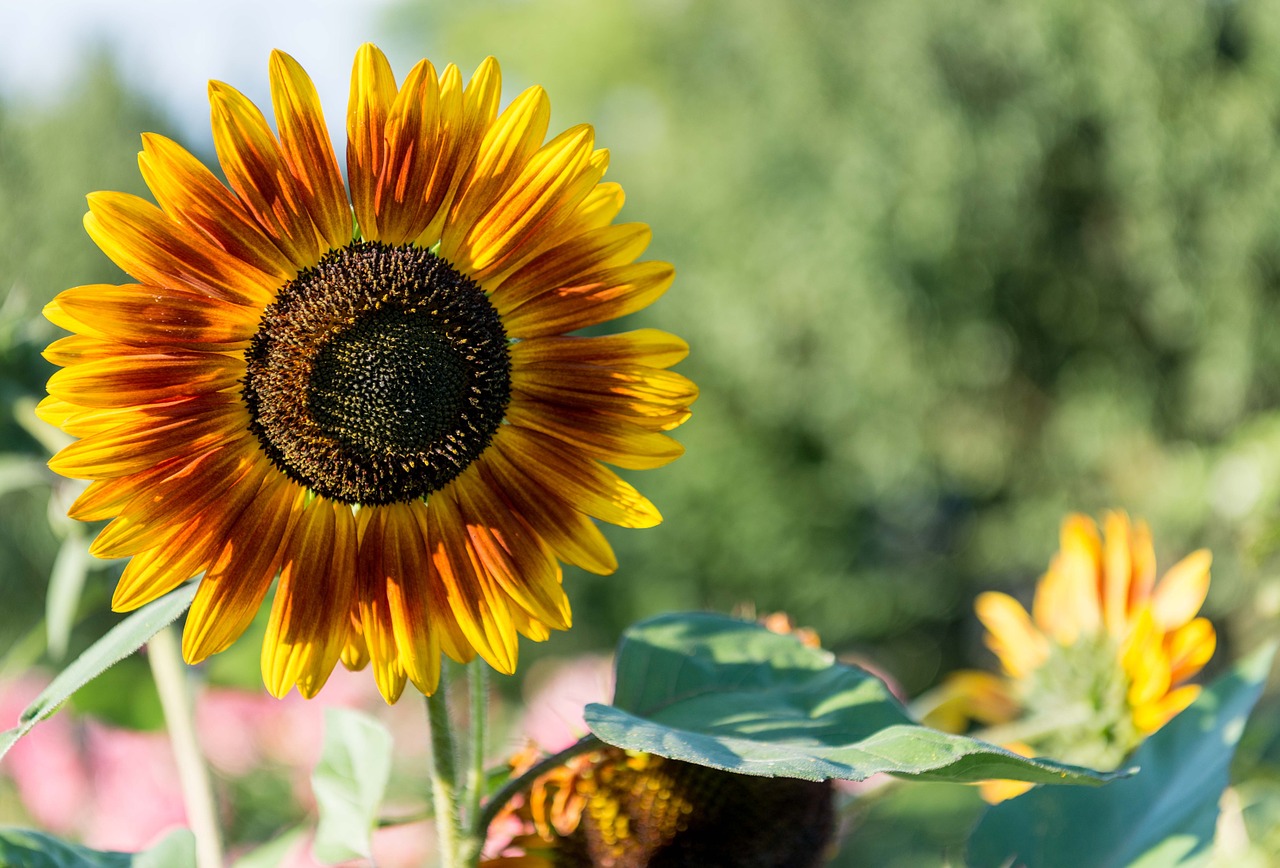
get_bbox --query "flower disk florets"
[243,241,511,505]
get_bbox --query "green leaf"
[0,581,197,762]
[0,828,133,867]
[230,827,307,868]
[584,612,1117,786]
[46,527,91,660]
[967,643,1277,868]
[311,707,393,863]
[131,829,196,868]
[0,454,48,498]
[0,827,195,868]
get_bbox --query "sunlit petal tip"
[470,56,502,89]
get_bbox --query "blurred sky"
[2,0,404,139]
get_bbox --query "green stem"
[463,660,489,848]
[973,703,1098,747]
[148,626,223,868]
[475,734,604,844]
[426,668,464,866]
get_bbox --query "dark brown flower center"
[242,241,510,505]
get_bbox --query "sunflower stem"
[475,733,604,844]
[464,659,489,842]
[147,625,223,868]
[426,667,466,866]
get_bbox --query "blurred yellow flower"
[922,511,1215,800]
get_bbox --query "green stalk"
[426,666,465,866]
[460,659,490,863]
[148,625,223,868]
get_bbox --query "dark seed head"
[242,241,511,505]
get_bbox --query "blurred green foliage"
[0,53,178,671]
[380,0,1280,692]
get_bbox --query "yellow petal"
[208,81,325,270]
[84,192,276,307]
[355,508,410,703]
[427,493,519,675]
[269,50,352,250]
[179,470,300,661]
[1122,607,1172,709]
[51,283,258,350]
[1102,511,1133,637]
[138,133,296,280]
[494,427,662,528]
[1132,684,1199,733]
[1165,617,1216,684]
[475,450,618,576]
[262,499,356,698]
[975,591,1048,678]
[489,222,652,316]
[1128,519,1157,608]
[346,43,398,240]
[502,260,674,339]
[510,330,690,371]
[443,84,550,247]
[1151,549,1211,631]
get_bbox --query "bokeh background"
[5,0,1280,864]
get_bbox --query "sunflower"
[482,745,834,868]
[40,44,696,703]
[919,511,1215,798]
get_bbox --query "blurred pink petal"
[1,676,91,833]
[518,655,613,752]
[81,722,187,851]
[196,688,272,775]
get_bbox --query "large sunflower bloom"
[920,511,1215,797]
[40,45,696,702]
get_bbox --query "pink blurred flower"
[0,677,91,834]
[516,655,613,752]
[80,723,186,851]
[0,675,185,851]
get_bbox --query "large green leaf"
[967,643,1277,868]
[0,827,193,868]
[311,707,393,863]
[584,612,1116,785]
[0,582,197,762]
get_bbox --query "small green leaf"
[0,582,197,762]
[230,827,307,868]
[0,454,48,497]
[46,527,91,660]
[131,828,195,868]
[311,707,393,863]
[967,643,1277,868]
[585,612,1117,786]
